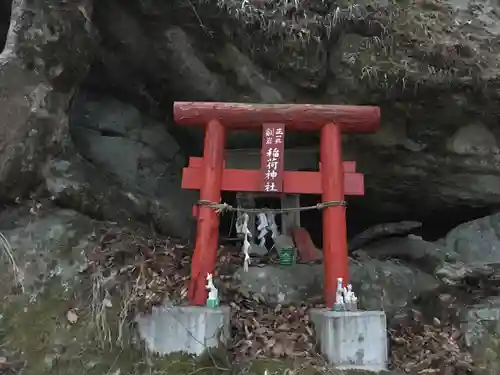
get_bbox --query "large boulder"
[78,0,500,223]
[431,213,500,286]
[234,258,439,317]
[0,205,213,374]
[0,206,108,374]
[0,0,97,201]
[438,212,500,266]
[461,296,500,375]
[352,234,457,274]
[60,91,196,239]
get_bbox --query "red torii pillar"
[174,102,380,307]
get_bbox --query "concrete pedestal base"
[136,305,230,356]
[310,309,388,371]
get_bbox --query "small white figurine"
[345,284,354,304]
[345,284,358,311]
[334,277,345,310]
[206,273,219,307]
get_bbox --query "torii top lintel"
[174,102,380,133]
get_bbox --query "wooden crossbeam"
[188,157,356,172]
[182,167,364,195]
[174,102,380,132]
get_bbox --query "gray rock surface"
[67,92,196,239]
[348,221,423,252]
[5,0,500,372]
[353,235,456,274]
[82,0,500,222]
[0,0,96,201]
[431,213,500,286]
[0,205,208,374]
[461,296,500,374]
[439,213,500,265]
[3,0,500,237]
[234,259,439,317]
[0,206,97,297]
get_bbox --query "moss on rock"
[0,206,222,375]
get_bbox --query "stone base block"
[310,309,388,371]
[136,305,230,356]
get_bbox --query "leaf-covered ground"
[80,225,475,374]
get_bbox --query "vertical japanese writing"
[261,123,285,192]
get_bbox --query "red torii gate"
[174,102,380,307]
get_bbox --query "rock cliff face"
[87,0,500,228]
[0,0,96,204]
[2,1,500,372]
[2,0,500,234]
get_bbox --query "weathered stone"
[62,91,197,239]
[234,264,322,305]
[353,235,456,274]
[234,259,439,317]
[434,261,498,286]
[85,0,500,222]
[137,305,231,356]
[0,206,97,295]
[0,0,97,201]
[310,309,388,371]
[439,213,500,265]
[0,0,10,51]
[350,259,440,316]
[348,222,422,252]
[430,213,500,287]
[0,206,225,374]
[461,296,500,374]
[43,152,157,230]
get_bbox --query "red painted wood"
[188,157,226,168]
[321,123,348,308]
[341,161,356,173]
[188,120,225,306]
[261,123,285,192]
[290,227,323,262]
[320,161,356,173]
[175,104,379,308]
[182,167,364,195]
[174,102,380,133]
[189,157,355,172]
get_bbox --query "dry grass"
[82,225,477,373]
[0,231,25,294]
[189,0,500,96]
[86,226,194,349]
[90,270,114,347]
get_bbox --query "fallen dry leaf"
[83,225,475,373]
[66,309,78,324]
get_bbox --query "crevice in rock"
[79,62,203,157]
[58,0,500,247]
[0,0,12,52]
[347,203,496,242]
[62,87,198,239]
[419,205,496,240]
[219,192,496,251]
[95,129,125,138]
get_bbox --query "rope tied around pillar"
[197,199,347,215]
